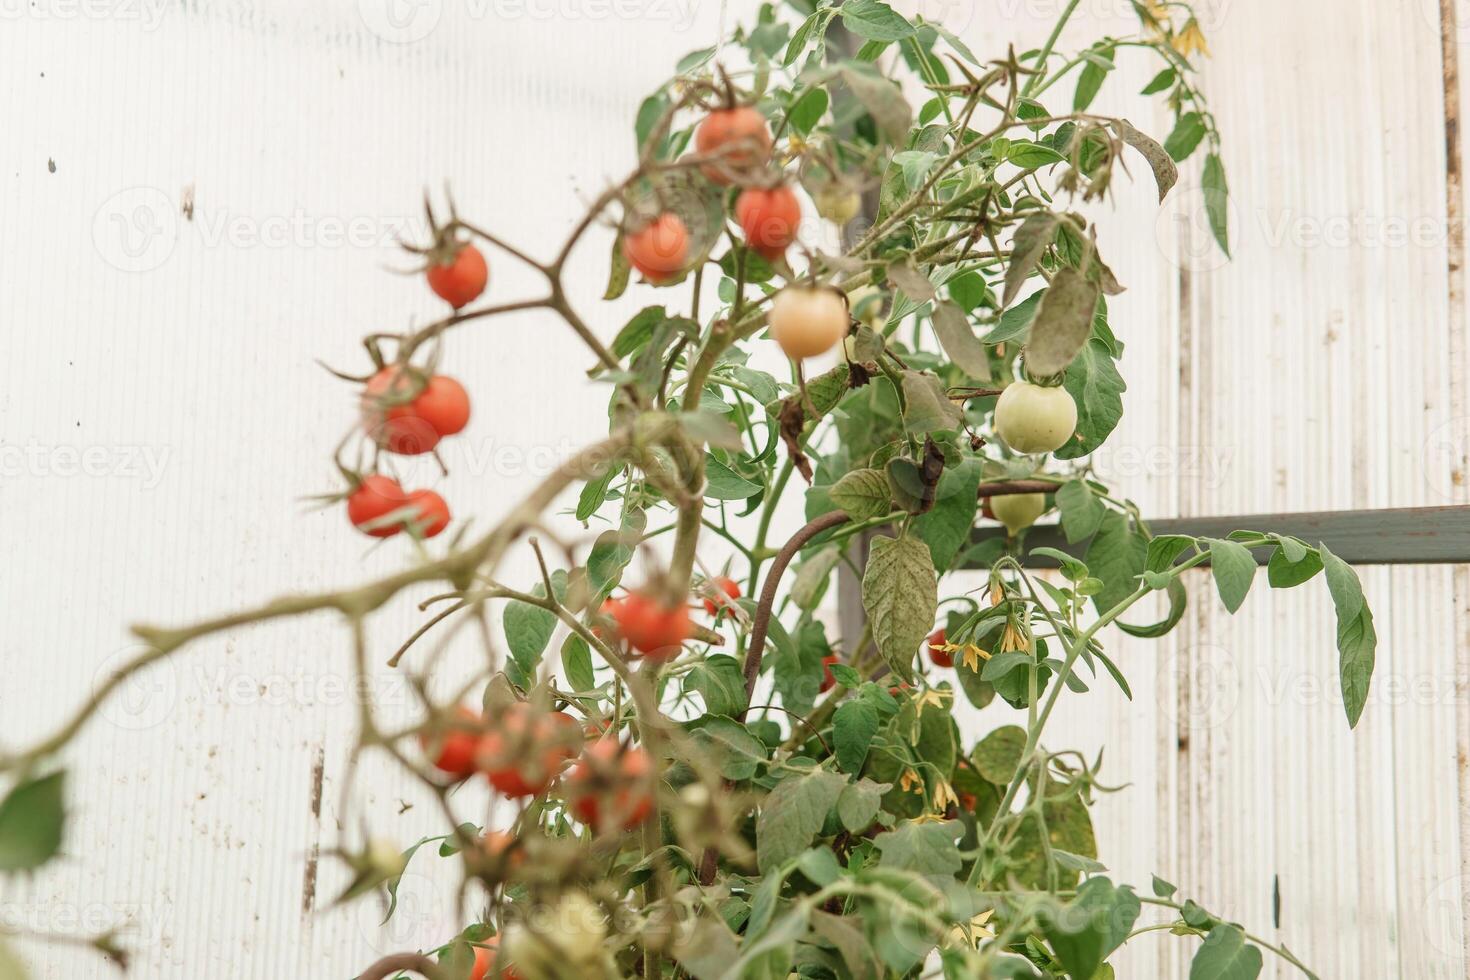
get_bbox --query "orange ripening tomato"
[927,627,952,668]
[404,489,451,539]
[694,105,772,184]
[567,739,655,831]
[736,186,802,259]
[476,705,583,798]
[623,213,689,283]
[768,286,850,360]
[608,592,691,661]
[419,706,482,779]
[426,242,488,309]
[703,576,741,616]
[346,475,408,538]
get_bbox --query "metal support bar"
[966,505,1470,568]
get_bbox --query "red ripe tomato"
[413,375,471,436]
[426,242,488,309]
[927,627,952,668]
[695,106,772,184]
[736,186,802,259]
[567,739,655,831]
[703,576,741,616]
[623,213,690,283]
[405,489,451,539]
[419,706,482,778]
[476,705,583,798]
[608,592,690,661]
[888,683,912,698]
[470,935,519,980]
[347,475,408,538]
[819,653,840,693]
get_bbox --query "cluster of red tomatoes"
[420,704,656,834]
[623,104,853,363]
[345,239,489,539]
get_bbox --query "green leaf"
[931,300,992,380]
[839,63,913,143]
[840,0,915,41]
[788,86,830,135]
[900,371,964,433]
[687,654,748,717]
[834,700,880,774]
[986,290,1044,345]
[1152,874,1177,898]
[1118,576,1188,639]
[836,778,888,832]
[1006,141,1066,169]
[913,455,983,571]
[1056,480,1105,543]
[604,232,630,301]
[783,11,825,66]
[862,534,938,684]
[1189,925,1264,980]
[0,772,65,872]
[576,461,618,521]
[1073,55,1110,111]
[503,574,565,687]
[1207,538,1257,613]
[791,544,842,611]
[1202,152,1231,256]
[612,306,667,358]
[1142,67,1176,94]
[756,768,847,873]
[1053,338,1126,459]
[1025,267,1101,377]
[830,468,894,521]
[1164,112,1207,161]
[586,507,644,597]
[562,633,596,693]
[673,915,741,980]
[811,909,884,980]
[972,725,1027,784]
[704,454,762,500]
[1267,544,1323,588]
[1043,877,1139,979]
[1084,511,1146,616]
[690,716,768,781]
[873,819,963,878]
[1321,544,1376,728]
[1003,213,1059,308]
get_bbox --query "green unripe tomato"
[990,493,1047,535]
[993,381,1077,454]
[814,185,862,226]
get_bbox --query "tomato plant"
[2,4,1382,980]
